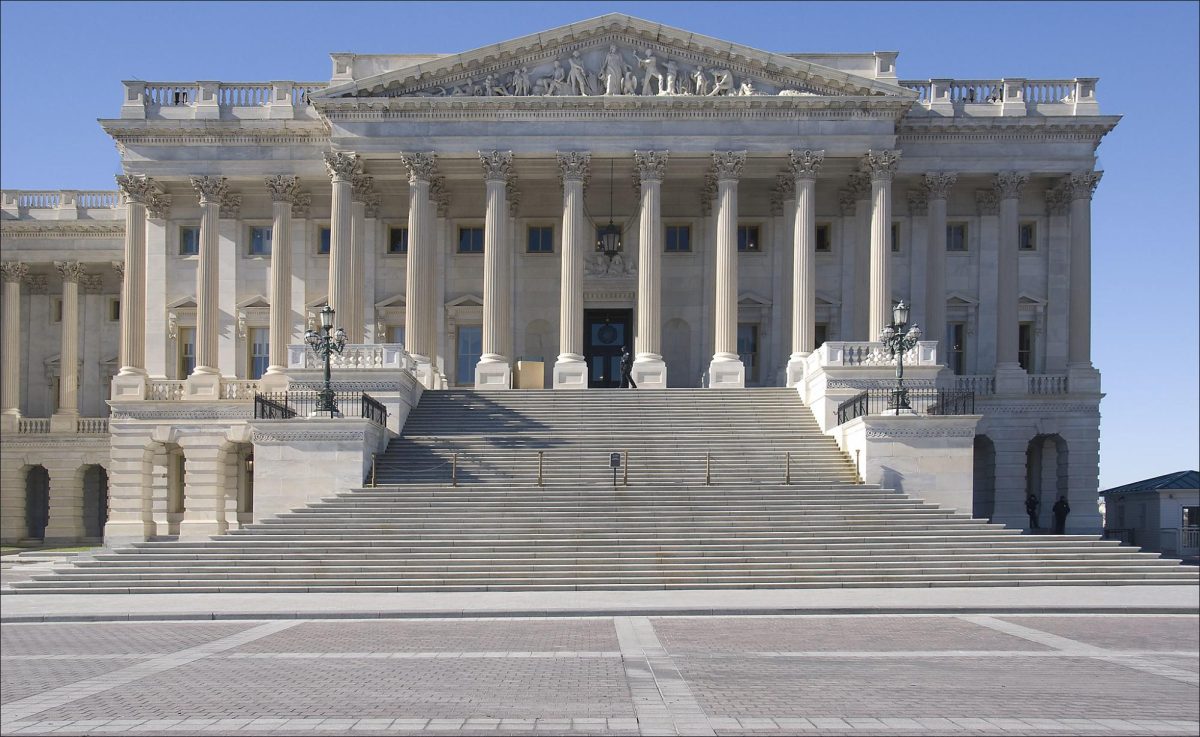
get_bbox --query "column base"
[103,519,155,547]
[993,363,1028,394]
[178,518,225,540]
[631,356,667,389]
[786,353,810,388]
[475,359,512,389]
[1067,363,1102,393]
[185,371,222,400]
[110,372,148,401]
[708,356,745,389]
[410,357,436,390]
[553,357,588,390]
[49,413,79,433]
[257,370,290,393]
[0,413,18,433]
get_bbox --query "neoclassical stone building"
[1,14,1113,545]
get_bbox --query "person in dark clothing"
[1025,493,1040,530]
[619,346,637,389]
[1052,496,1071,534]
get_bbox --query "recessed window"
[318,227,331,255]
[179,226,200,256]
[815,224,832,253]
[947,223,968,252]
[389,325,405,346]
[248,327,270,380]
[1018,322,1034,371]
[527,226,553,253]
[178,326,196,378]
[458,227,484,254]
[108,298,121,322]
[665,225,691,253]
[248,226,272,256]
[51,298,63,323]
[890,222,901,253]
[388,226,409,255]
[455,325,482,384]
[815,323,829,348]
[737,225,760,252]
[737,323,759,382]
[947,322,967,375]
[1019,222,1037,251]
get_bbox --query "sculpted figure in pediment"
[545,60,568,96]
[602,45,626,95]
[567,51,590,96]
[693,66,709,96]
[638,49,664,96]
[622,69,638,95]
[512,67,531,96]
[664,60,679,95]
[708,69,734,96]
[737,80,756,96]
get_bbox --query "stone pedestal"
[786,355,808,388]
[993,364,1028,395]
[553,358,587,390]
[474,359,512,389]
[110,373,148,401]
[184,372,221,400]
[49,414,78,433]
[631,357,666,389]
[707,356,745,389]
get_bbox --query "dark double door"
[584,309,632,388]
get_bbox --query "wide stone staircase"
[10,389,1198,593]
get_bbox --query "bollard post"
[452,451,458,487]
[785,451,790,486]
[537,450,544,487]
[705,453,711,486]
[623,450,629,486]
[371,452,377,488]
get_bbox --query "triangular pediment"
[314,14,913,102]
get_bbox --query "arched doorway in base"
[1026,434,1069,532]
[24,465,50,540]
[82,465,109,539]
[972,435,996,521]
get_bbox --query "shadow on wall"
[880,465,904,495]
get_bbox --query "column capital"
[55,260,86,283]
[862,149,901,182]
[907,188,928,216]
[922,172,957,200]
[847,172,871,199]
[219,193,242,219]
[145,191,172,220]
[479,150,514,183]
[1045,186,1071,216]
[400,152,437,184]
[700,172,717,216]
[975,189,999,216]
[265,174,302,203]
[190,176,229,206]
[1064,170,1102,201]
[429,175,450,217]
[115,174,163,205]
[111,261,125,281]
[291,192,312,218]
[556,151,591,183]
[770,173,792,216]
[1,261,29,284]
[993,171,1029,200]
[711,151,746,182]
[362,191,382,218]
[788,149,825,180]
[506,178,520,216]
[350,172,376,202]
[634,150,669,182]
[837,188,858,216]
[324,151,362,183]
[81,275,104,293]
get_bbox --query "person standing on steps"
[1052,495,1071,534]
[619,346,637,389]
[1025,492,1041,530]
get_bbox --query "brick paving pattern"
[1,614,1196,736]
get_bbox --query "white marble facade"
[0,14,1114,543]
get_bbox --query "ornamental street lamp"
[304,304,347,417]
[880,300,922,412]
[596,159,623,260]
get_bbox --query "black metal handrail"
[253,391,388,427]
[836,389,975,425]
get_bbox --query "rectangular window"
[388,226,408,254]
[178,326,196,378]
[737,323,759,383]
[108,298,121,322]
[455,325,482,385]
[248,226,272,256]
[1018,322,1034,372]
[815,224,832,253]
[947,322,966,375]
[665,225,691,253]
[458,227,485,254]
[947,223,968,252]
[737,225,760,252]
[248,327,270,380]
[51,298,63,323]
[1019,222,1037,251]
[527,226,554,253]
[388,326,405,346]
[179,226,200,256]
[318,227,331,255]
[50,377,60,415]
[815,323,829,349]
[890,222,901,253]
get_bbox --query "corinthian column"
[111,175,158,401]
[350,173,374,343]
[553,151,590,389]
[994,172,1029,386]
[262,175,301,391]
[187,176,226,397]
[400,152,437,386]
[864,150,900,340]
[633,150,669,389]
[324,152,360,336]
[708,151,746,389]
[1,262,28,430]
[786,149,824,386]
[1066,170,1102,389]
[51,261,86,430]
[923,173,956,359]
[476,150,514,389]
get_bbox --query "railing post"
[452,452,457,487]
[705,453,711,486]
[537,450,544,487]
[623,450,629,486]
[371,453,377,488]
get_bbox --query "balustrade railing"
[146,380,186,401]
[811,341,939,368]
[951,374,995,395]
[220,380,260,400]
[1182,526,1200,551]
[17,418,50,433]
[1028,374,1069,395]
[253,391,388,427]
[76,418,109,434]
[4,189,122,210]
[836,389,975,425]
[900,78,1095,114]
[15,191,61,208]
[1023,79,1074,104]
[287,343,412,371]
[144,83,197,106]
[218,83,273,106]
[76,191,120,208]
[140,81,325,109]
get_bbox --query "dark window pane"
[389,227,408,254]
[1019,223,1036,251]
[891,223,901,252]
[665,225,691,252]
[459,227,484,253]
[815,224,831,252]
[947,224,967,252]
[737,225,760,252]
[527,226,553,253]
[249,226,272,256]
[179,226,200,255]
[318,227,331,255]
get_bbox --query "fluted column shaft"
[119,200,147,375]
[349,199,366,341]
[559,178,586,360]
[1,263,27,418]
[1067,172,1101,367]
[924,176,953,349]
[865,150,900,339]
[791,176,816,355]
[195,196,221,374]
[56,262,83,415]
[481,177,509,361]
[636,156,665,360]
[266,197,292,375]
[328,176,352,328]
[714,177,739,358]
[995,173,1027,367]
[405,178,433,360]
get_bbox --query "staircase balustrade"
[836,389,975,426]
[253,390,388,427]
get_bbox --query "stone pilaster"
[993,172,1029,392]
[1044,187,1071,374]
[553,151,590,389]
[864,150,900,340]
[43,460,85,542]
[1,261,28,430]
[112,175,158,400]
[400,152,437,386]
[922,173,956,358]
[787,149,824,386]
[187,176,227,398]
[350,172,374,343]
[0,456,26,542]
[51,261,85,431]
[103,431,156,545]
[1065,170,1102,390]
[633,150,669,389]
[262,175,302,391]
[476,150,514,389]
[324,152,360,344]
[177,434,231,539]
[708,151,746,389]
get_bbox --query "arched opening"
[167,446,186,536]
[82,465,109,539]
[1026,434,1069,532]
[24,465,50,540]
[972,435,996,521]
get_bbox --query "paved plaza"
[1,612,1197,737]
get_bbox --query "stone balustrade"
[123,81,326,121]
[950,374,996,395]
[77,418,109,434]
[1027,374,1070,395]
[220,380,260,400]
[898,77,1098,115]
[144,378,262,401]
[808,341,940,369]
[287,344,413,371]
[17,417,50,433]
[146,380,186,401]
[2,189,121,211]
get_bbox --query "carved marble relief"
[388,42,822,99]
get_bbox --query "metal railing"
[837,389,975,425]
[253,391,387,427]
[1102,528,1135,545]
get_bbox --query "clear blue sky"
[2,1,1197,489]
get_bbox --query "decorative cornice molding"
[863,149,901,182]
[922,172,957,201]
[1,261,29,284]
[975,189,999,216]
[1064,170,1102,201]
[479,150,514,183]
[1,222,125,237]
[108,405,254,421]
[865,425,977,439]
[993,171,1029,200]
[556,151,591,183]
[190,176,228,206]
[788,149,824,180]
[252,430,369,444]
[711,151,746,182]
[633,150,669,182]
[399,152,437,184]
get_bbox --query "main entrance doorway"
[584,309,632,388]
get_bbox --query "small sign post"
[609,452,621,488]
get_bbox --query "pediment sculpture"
[584,252,637,279]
